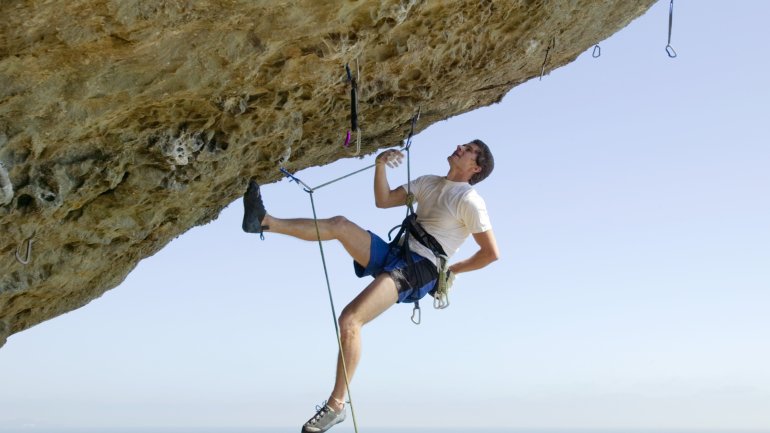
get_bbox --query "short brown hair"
[469,139,494,185]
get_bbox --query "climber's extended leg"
[243,181,372,267]
[264,214,372,267]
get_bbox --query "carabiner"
[592,44,601,58]
[433,292,449,310]
[15,237,34,265]
[411,303,421,325]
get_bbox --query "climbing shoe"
[242,179,268,238]
[301,401,346,433]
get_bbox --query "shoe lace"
[307,401,330,425]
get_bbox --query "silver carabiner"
[433,292,450,310]
[592,44,601,58]
[411,303,421,325]
[15,237,34,265]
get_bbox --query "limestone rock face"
[0,0,655,347]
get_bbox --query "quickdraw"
[540,36,556,80]
[344,62,362,155]
[666,0,677,58]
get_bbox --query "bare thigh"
[341,273,399,327]
[330,216,373,268]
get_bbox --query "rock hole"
[14,308,32,321]
[112,235,130,244]
[65,208,84,221]
[275,91,289,109]
[16,194,34,210]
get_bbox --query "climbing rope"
[302,110,421,193]
[387,108,450,321]
[403,111,451,312]
[277,109,422,433]
[399,110,424,324]
[401,109,450,321]
[403,107,420,215]
[280,167,360,433]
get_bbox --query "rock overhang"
[0,0,657,347]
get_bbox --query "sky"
[1,1,769,431]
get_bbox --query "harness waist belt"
[400,213,446,258]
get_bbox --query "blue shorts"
[354,231,439,303]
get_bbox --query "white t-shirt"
[400,175,492,263]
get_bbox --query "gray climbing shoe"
[242,179,268,238]
[301,402,346,433]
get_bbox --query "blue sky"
[1,1,769,431]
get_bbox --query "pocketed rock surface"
[0,0,656,347]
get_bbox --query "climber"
[242,140,500,433]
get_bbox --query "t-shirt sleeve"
[460,191,492,233]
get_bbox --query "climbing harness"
[666,0,677,58]
[540,37,556,80]
[15,237,33,265]
[344,62,362,155]
[387,213,452,325]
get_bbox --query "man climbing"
[242,140,500,433]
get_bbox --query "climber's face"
[448,143,482,175]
